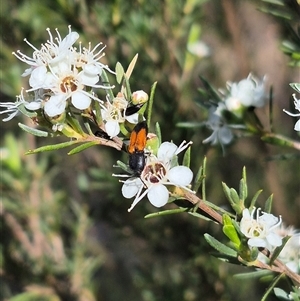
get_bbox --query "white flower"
[203,106,233,146]
[0,94,28,121]
[115,141,194,212]
[283,94,300,132]
[240,208,282,249]
[33,60,103,117]
[0,88,43,121]
[272,224,300,274]
[13,26,114,118]
[101,95,129,137]
[13,26,79,78]
[225,74,266,109]
[278,233,300,273]
[75,41,115,76]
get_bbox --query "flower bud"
[131,90,149,105]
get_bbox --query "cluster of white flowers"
[255,222,300,274]
[114,140,194,212]
[225,74,266,111]
[203,74,266,147]
[0,27,150,137]
[240,207,282,249]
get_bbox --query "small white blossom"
[203,106,233,146]
[0,95,27,121]
[115,141,194,212]
[13,27,114,118]
[13,26,79,78]
[101,95,129,137]
[225,74,266,110]
[0,89,42,121]
[283,94,300,131]
[75,41,115,76]
[272,224,300,274]
[240,208,282,249]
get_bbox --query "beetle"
[128,121,148,176]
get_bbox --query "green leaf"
[261,273,286,301]
[25,140,82,154]
[115,62,125,84]
[18,104,38,118]
[249,189,263,209]
[193,164,203,193]
[204,233,237,257]
[182,144,191,168]
[269,236,291,266]
[239,167,247,202]
[199,76,223,103]
[145,208,188,218]
[273,288,291,300]
[264,194,273,213]
[68,141,99,155]
[147,81,157,126]
[261,133,298,148]
[223,182,243,214]
[234,269,272,279]
[155,122,162,146]
[18,122,52,137]
[187,211,216,222]
[222,214,241,248]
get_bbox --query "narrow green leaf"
[249,189,263,209]
[68,141,99,155]
[155,122,162,146]
[222,182,232,201]
[199,76,223,102]
[239,167,248,202]
[261,273,286,301]
[187,211,216,222]
[18,122,52,137]
[264,194,273,213]
[25,140,81,154]
[182,144,191,168]
[18,104,37,118]
[204,233,237,257]
[269,85,274,132]
[100,70,115,100]
[65,113,85,135]
[234,269,272,279]
[269,236,291,266]
[147,81,157,126]
[115,62,125,84]
[193,164,203,193]
[123,75,132,100]
[145,208,188,218]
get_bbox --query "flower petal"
[105,120,120,137]
[71,91,91,110]
[266,233,282,247]
[147,185,169,208]
[248,238,266,248]
[167,166,193,186]
[122,178,143,199]
[44,94,66,117]
[157,142,178,162]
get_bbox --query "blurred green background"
[1,0,299,300]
